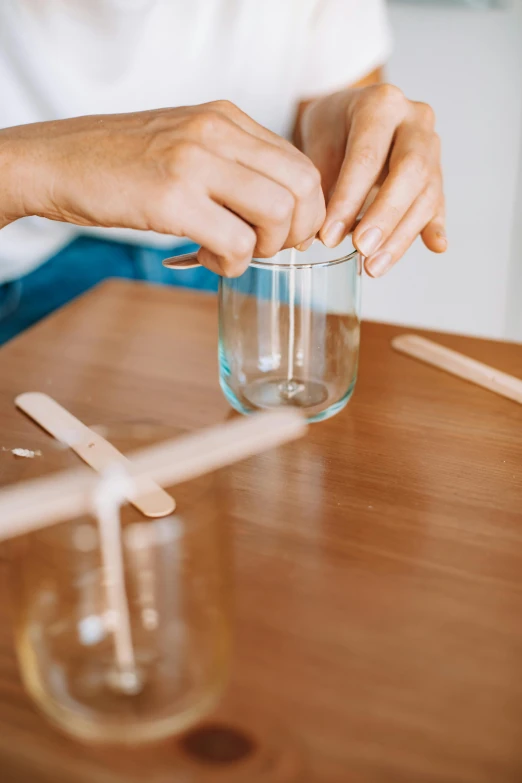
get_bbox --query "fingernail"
[436,229,448,248]
[357,227,383,257]
[322,220,345,248]
[295,236,315,252]
[366,251,393,277]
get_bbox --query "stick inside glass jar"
[278,247,310,402]
[287,249,297,386]
[93,467,141,695]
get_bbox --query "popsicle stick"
[15,393,175,518]
[392,334,522,404]
[0,409,306,542]
[162,251,200,269]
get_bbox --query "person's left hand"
[298,83,446,276]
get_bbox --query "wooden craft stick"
[392,334,522,404]
[0,409,306,542]
[15,393,175,518]
[162,250,200,269]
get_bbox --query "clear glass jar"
[8,424,232,745]
[218,243,361,423]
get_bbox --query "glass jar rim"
[249,249,359,271]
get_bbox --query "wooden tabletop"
[0,280,521,783]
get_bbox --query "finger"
[219,125,324,250]
[421,216,447,253]
[295,235,315,252]
[421,170,446,253]
[364,188,442,277]
[320,88,406,248]
[353,126,439,258]
[298,102,347,206]
[197,247,231,276]
[177,109,325,249]
[163,192,256,277]
[205,154,296,258]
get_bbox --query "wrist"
[0,129,29,226]
[0,124,52,227]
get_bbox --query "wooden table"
[0,280,521,783]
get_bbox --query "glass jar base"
[26,686,224,745]
[220,376,356,423]
[245,377,329,410]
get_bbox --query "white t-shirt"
[0,0,392,283]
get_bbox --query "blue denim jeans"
[0,237,218,346]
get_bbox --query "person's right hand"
[0,102,325,277]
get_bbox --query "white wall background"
[506,80,522,340]
[361,0,522,340]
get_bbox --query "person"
[0,0,445,345]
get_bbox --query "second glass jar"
[10,426,231,745]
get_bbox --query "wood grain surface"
[0,279,521,783]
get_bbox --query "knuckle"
[208,99,237,116]
[254,238,280,259]
[295,164,322,199]
[384,203,402,224]
[402,151,430,182]
[354,145,380,171]
[415,101,436,127]
[185,110,225,139]
[169,139,204,170]
[268,189,295,224]
[231,227,257,261]
[375,83,404,107]
[425,184,441,210]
